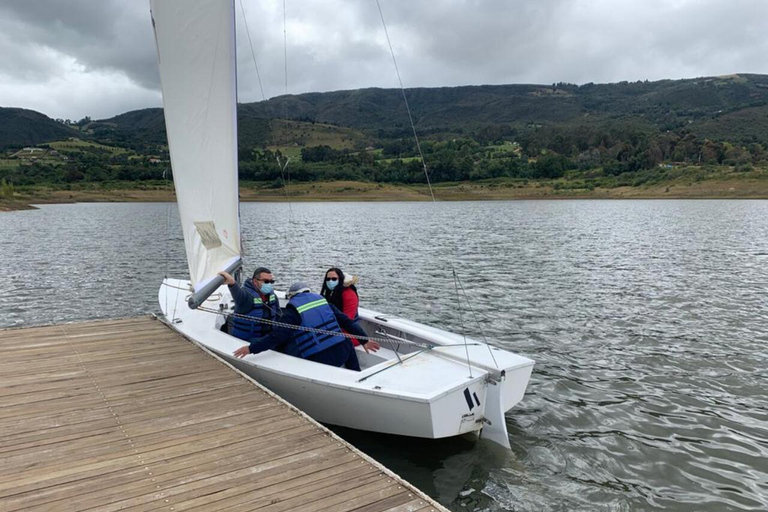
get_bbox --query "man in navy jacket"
[219,267,281,340]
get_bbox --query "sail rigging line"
[194,304,482,350]
[238,0,297,282]
[375,1,499,370]
[374,0,433,201]
[455,270,500,368]
[453,269,473,378]
[283,0,288,104]
[376,0,479,372]
[278,0,299,283]
[163,168,181,322]
[163,168,172,320]
[238,0,266,107]
[277,156,296,283]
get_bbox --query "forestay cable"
[374,0,434,202]
[375,0,497,372]
[238,0,296,282]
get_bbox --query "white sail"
[150,0,241,291]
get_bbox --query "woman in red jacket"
[320,267,360,346]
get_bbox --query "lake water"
[1,200,767,511]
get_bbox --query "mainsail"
[150,0,241,293]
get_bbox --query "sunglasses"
[325,277,339,282]
[257,279,275,284]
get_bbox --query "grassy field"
[266,145,303,161]
[484,142,521,155]
[46,139,130,154]
[268,119,369,158]
[377,156,422,164]
[0,159,19,170]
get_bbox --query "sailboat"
[151,0,534,449]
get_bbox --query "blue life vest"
[287,293,347,358]
[230,288,280,340]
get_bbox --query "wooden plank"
[378,500,436,512]
[0,317,447,512]
[2,432,338,511]
[345,494,421,512]
[9,439,344,512]
[291,482,404,512]
[74,445,359,512]
[0,422,318,494]
[313,484,412,512]
[177,465,383,512]
[0,414,308,480]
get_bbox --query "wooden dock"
[0,317,446,512]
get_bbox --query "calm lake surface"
[1,200,767,511]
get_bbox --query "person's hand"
[363,341,380,353]
[218,271,235,285]
[233,345,251,358]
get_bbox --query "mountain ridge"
[3,73,768,150]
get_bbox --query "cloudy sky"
[1,0,766,121]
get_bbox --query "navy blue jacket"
[229,279,280,315]
[246,303,368,356]
[228,279,281,339]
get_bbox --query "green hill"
[0,108,80,148]
[50,72,768,150]
[4,74,768,152]
[90,106,273,149]
[253,74,768,143]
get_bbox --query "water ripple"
[1,200,767,511]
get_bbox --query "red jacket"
[341,287,360,346]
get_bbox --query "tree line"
[2,123,766,188]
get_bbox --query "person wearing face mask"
[218,267,281,341]
[320,267,361,346]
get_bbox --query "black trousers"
[308,340,361,371]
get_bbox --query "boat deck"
[0,316,445,512]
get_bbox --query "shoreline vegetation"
[5,75,768,212]
[3,170,767,211]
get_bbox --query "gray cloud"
[0,0,766,120]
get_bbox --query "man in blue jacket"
[219,267,282,341]
[233,282,380,371]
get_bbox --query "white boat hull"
[159,278,534,447]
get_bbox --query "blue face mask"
[326,279,339,291]
[260,283,274,295]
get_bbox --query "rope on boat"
[195,304,426,348]
[186,302,481,353]
[163,282,486,362]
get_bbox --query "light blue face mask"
[326,279,339,291]
[260,283,274,295]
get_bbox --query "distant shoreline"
[3,177,768,211]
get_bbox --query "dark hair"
[252,267,271,280]
[320,267,354,310]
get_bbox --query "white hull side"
[228,355,436,437]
